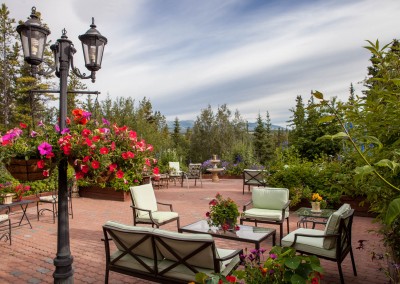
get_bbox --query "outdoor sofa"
[102,221,242,283]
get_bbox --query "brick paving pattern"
[0,179,389,283]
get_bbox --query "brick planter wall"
[79,186,130,202]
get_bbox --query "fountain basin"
[207,168,224,182]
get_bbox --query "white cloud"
[4,0,400,126]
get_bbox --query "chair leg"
[279,224,283,245]
[69,199,73,219]
[337,261,345,284]
[105,268,109,284]
[286,217,290,233]
[350,248,357,276]
[243,185,245,195]
[177,218,180,229]
[8,218,11,245]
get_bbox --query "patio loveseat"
[102,221,242,283]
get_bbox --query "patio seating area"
[0,178,389,283]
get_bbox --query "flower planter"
[5,158,48,181]
[79,186,130,202]
[0,193,15,204]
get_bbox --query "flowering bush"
[206,193,240,231]
[233,246,323,283]
[195,246,323,283]
[13,184,30,200]
[59,109,158,191]
[0,109,158,191]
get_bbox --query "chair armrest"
[291,232,339,247]
[243,200,253,211]
[311,220,328,229]
[130,205,152,214]
[283,200,291,210]
[101,237,112,242]
[157,202,173,211]
[215,249,243,261]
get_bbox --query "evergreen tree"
[253,113,266,162]
[264,111,275,164]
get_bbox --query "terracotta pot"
[5,158,48,181]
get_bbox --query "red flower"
[91,160,100,169]
[116,170,124,178]
[145,158,151,166]
[83,156,91,163]
[85,138,93,147]
[153,167,159,175]
[100,147,109,154]
[46,152,55,159]
[75,171,84,180]
[62,145,71,155]
[92,135,100,142]
[82,128,91,137]
[19,123,27,129]
[81,165,90,173]
[111,142,116,151]
[109,163,117,172]
[66,117,71,125]
[311,277,319,284]
[129,130,137,139]
[121,152,129,160]
[209,199,217,206]
[37,159,45,169]
[43,170,50,177]
[225,275,237,283]
[206,212,210,217]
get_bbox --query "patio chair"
[130,183,180,229]
[181,163,203,188]
[281,204,357,284]
[242,169,267,194]
[168,161,182,185]
[37,178,74,223]
[240,187,290,244]
[0,207,11,245]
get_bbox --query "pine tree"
[253,113,266,162]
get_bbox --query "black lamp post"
[16,7,107,283]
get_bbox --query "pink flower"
[38,142,53,156]
[109,163,117,172]
[91,160,100,169]
[100,147,109,155]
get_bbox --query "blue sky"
[5,0,400,126]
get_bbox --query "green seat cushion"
[281,228,336,259]
[104,221,157,259]
[136,211,179,224]
[242,208,289,221]
[153,229,216,270]
[130,184,158,216]
[323,203,351,249]
[252,187,289,210]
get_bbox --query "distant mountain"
[166,120,284,133]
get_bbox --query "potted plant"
[0,181,15,204]
[206,193,240,231]
[0,122,59,181]
[13,184,31,202]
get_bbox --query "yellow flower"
[311,193,323,202]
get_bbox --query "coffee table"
[295,207,335,228]
[179,219,276,250]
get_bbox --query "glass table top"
[180,219,275,242]
[295,207,335,219]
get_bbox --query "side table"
[295,207,335,228]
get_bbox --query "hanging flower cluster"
[0,109,158,191]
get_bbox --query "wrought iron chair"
[240,187,290,244]
[181,163,203,188]
[0,207,11,245]
[281,204,356,284]
[130,183,180,229]
[37,178,74,223]
[242,169,267,194]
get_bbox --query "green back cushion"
[153,229,216,270]
[104,221,156,259]
[252,187,289,210]
[130,184,158,216]
[323,203,351,249]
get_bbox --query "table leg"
[18,203,32,229]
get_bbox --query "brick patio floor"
[0,178,390,283]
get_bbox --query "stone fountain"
[206,154,224,182]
